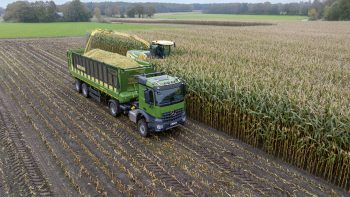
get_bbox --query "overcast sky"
[0,0,307,8]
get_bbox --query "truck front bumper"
[149,115,186,132]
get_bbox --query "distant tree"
[33,1,46,22]
[145,6,156,18]
[202,2,312,15]
[311,0,324,18]
[308,8,319,20]
[46,1,58,21]
[239,3,249,14]
[284,3,300,15]
[31,1,58,22]
[134,4,145,18]
[4,1,36,22]
[126,7,136,18]
[105,6,112,17]
[63,0,91,22]
[94,7,102,22]
[4,1,59,22]
[338,0,350,20]
[324,0,350,20]
[120,6,126,18]
[105,4,119,17]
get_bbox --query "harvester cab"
[126,40,175,62]
[149,40,175,59]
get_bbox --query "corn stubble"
[139,22,350,190]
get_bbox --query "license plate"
[170,122,177,126]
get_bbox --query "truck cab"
[129,73,186,137]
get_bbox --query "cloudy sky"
[0,0,307,8]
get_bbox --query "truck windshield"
[155,86,184,106]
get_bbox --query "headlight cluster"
[156,124,163,130]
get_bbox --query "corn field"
[137,21,350,190]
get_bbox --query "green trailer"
[67,49,186,137]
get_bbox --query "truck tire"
[75,79,81,93]
[109,100,121,117]
[82,83,89,98]
[137,119,149,137]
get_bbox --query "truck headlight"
[182,116,186,122]
[156,124,163,130]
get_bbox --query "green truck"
[67,49,186,137]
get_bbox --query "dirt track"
[0,38,347,196]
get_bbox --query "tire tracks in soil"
[9,40,340,197]
[0,39,347,197]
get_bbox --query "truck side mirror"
[144,89,153,104]
[181,84,186,95]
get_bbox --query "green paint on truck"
[67,48,186,137]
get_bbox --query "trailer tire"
[137,119,149,137]
[109,100,121,117]
[82,83,89,98]
[75,79,81,93]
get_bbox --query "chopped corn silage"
[84,49,140,69]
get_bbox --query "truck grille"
[162,109,183,121]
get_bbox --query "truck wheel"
[137,119,149,137]
[82,83,89,98]
[109,100,120,117]
[75,80,81,93]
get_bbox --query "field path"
[0,38,347,196]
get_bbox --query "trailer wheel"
[109,100,121,117]
[82,83,89,98]
[137,119,149,137]
[75,79,81,93]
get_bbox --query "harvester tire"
[82,83,89,98]
[75,79,81,93]
[109,100,121,117]
[137,119,149,137]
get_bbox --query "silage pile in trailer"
[84,49,140,69]
[85,30,149,56]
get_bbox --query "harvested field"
[111,18,273,26]
[0,38,347,196]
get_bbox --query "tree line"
[2,0,349,22]
[82,0,350,20]
[201,0,349,20]
[202,2,310,16]
[308,0,350,20]
[86,3,157,19]
[85,2,191,17]
[3,0,91,22]
[2,0,159,22]
[4,1,58,22]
